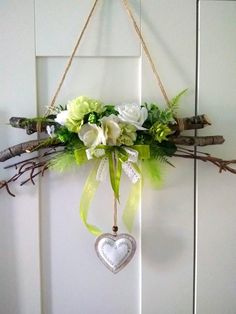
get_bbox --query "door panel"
[197,2,236,313]
[35,0,141,57]
[0,1,41,314]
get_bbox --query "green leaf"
[169,88,188,113]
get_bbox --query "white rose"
[116,103,148,130]
[55,110,69,125]
[78,123,105,147]
[101,115,121,145]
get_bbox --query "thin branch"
[174,152,236,174]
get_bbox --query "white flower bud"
[101,115,121,145]
[78,123,105,147]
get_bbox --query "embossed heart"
[95,233,136,274]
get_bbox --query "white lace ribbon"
[123,147,138,163]
[86,148,106,160]
[86,147,141,183]
[96,157,109,182]
[122,161,140,184]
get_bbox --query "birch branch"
[9,114,211,135]
[171,135,225,146]
[0,138,63,162]
[174,114,211,131]
[9,116,56,134]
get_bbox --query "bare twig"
[0,148,64,196]
[174,150,236,174]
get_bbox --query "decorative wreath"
[0,0,235,273]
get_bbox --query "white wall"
[0,1,235,313]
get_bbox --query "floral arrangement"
[47,94,180,191]
[1,91,236,234]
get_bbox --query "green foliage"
[101,105,118,117]
[169,88,188,114]
[55,126,74,143]
[57,104,67,111]
[143,103,175,129]
[149,123,172,143]
[135,132,153,145]
[143,89,187,128]
[55,126,83,149]
[149,141,177,164]
[143,89,187,143]
[82,112,99,124]
[145,104,174,143]
[53,104,67,113]
[88,112,98,124]
[49,151,76,172]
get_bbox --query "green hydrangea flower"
[65,96,104,133]
[149,122,172,143]
[116,123,137,146]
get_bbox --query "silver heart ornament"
[95,233,136,274]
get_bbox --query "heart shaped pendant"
[95,233,136,274]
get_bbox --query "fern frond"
[149,141,177,167]
[170,88,188,113]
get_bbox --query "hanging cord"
[45,0,100,116]
[45,0,170,116]
[112,151,118,236]
[121,0,170,106]
[113,196,118,235]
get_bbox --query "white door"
[0,1,235,313]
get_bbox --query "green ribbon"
[132,145,150,160]
[79,161,102,236]
[74,148,87,165]
[76,144,155,235]
[122,177,142,232]
[108,151,122,201]
[108,145,149,201]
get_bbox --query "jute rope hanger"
[45,0,170,116]
[45,0,171,234]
